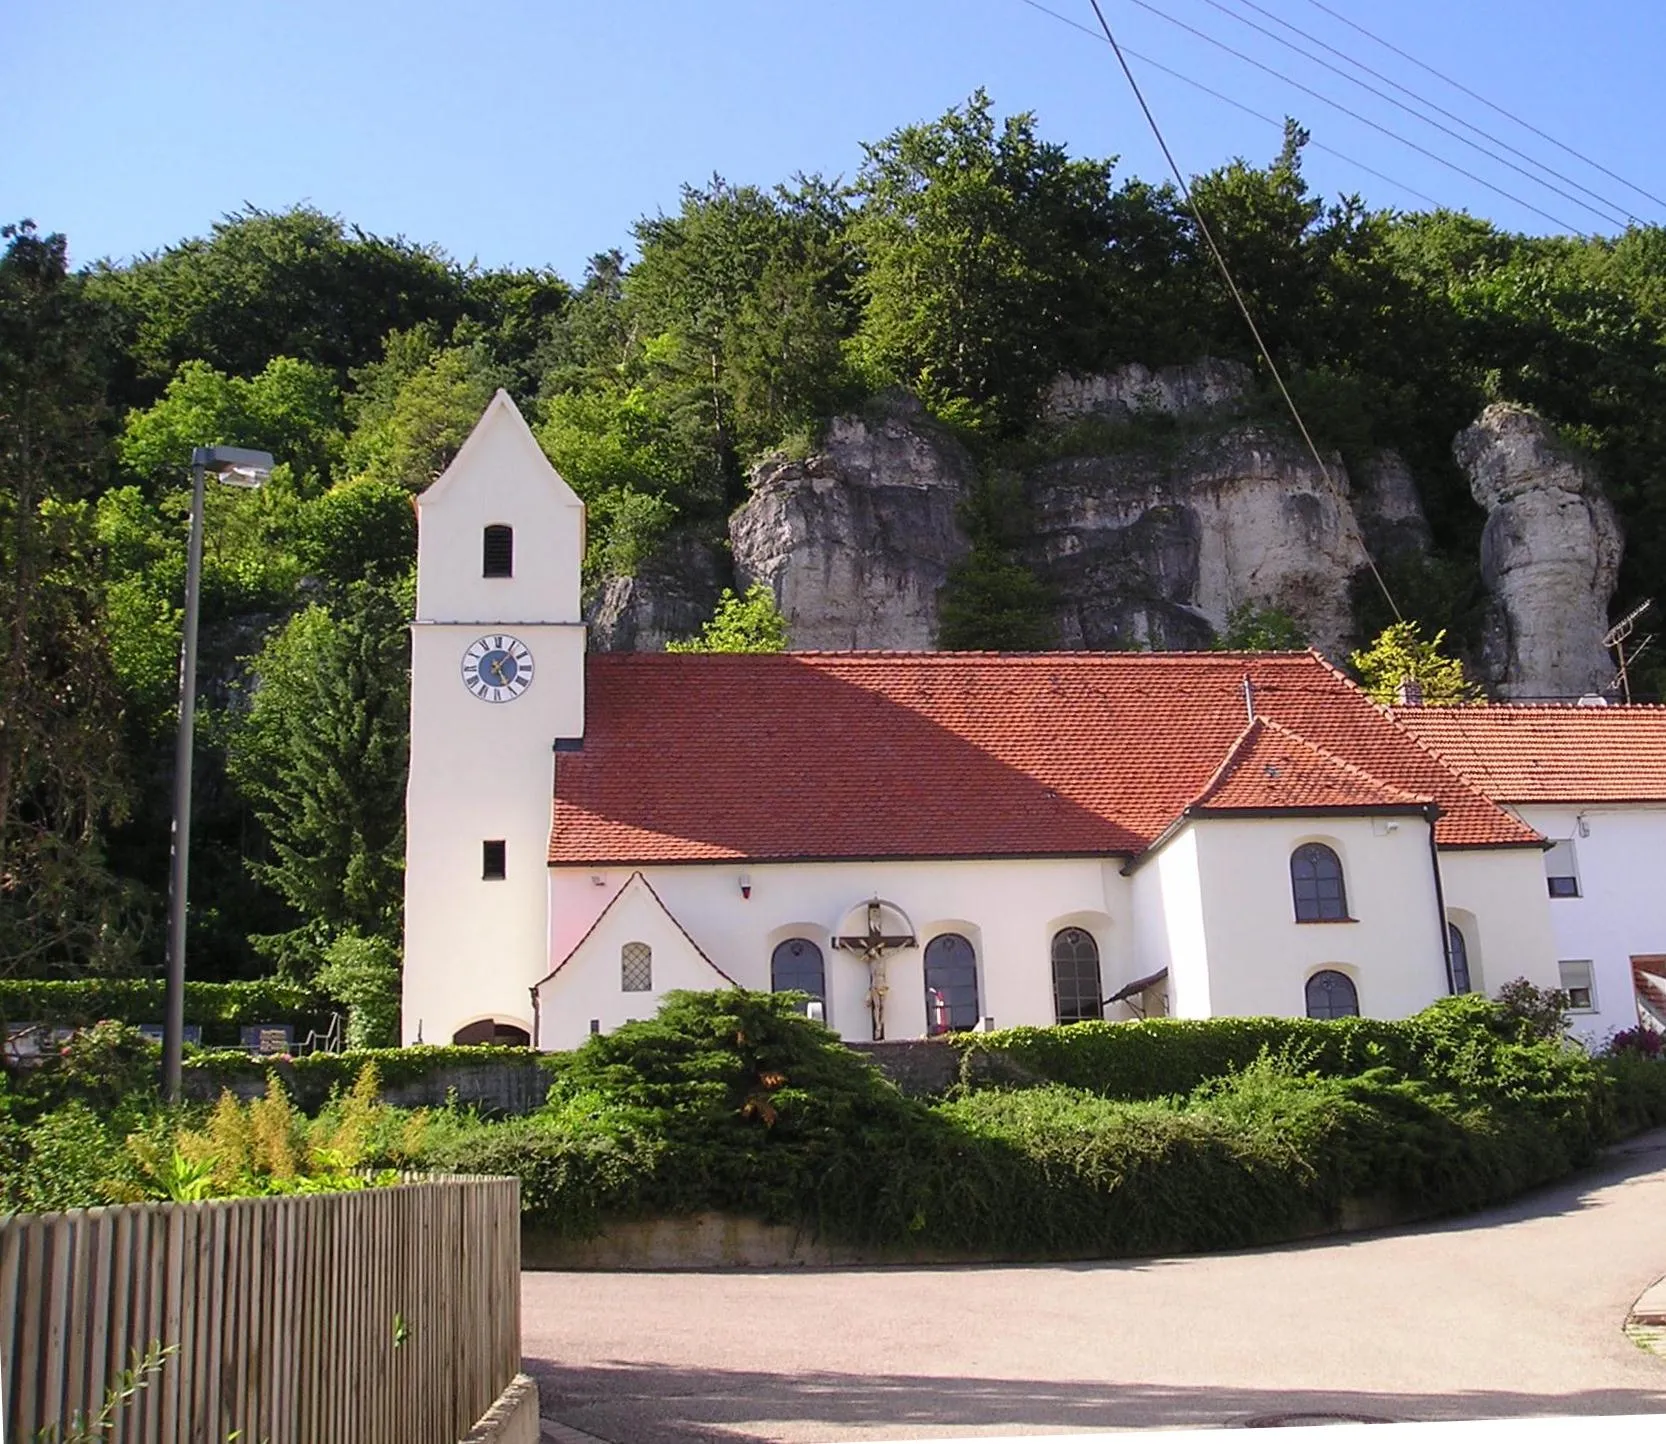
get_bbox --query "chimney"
[1395,676,1424,707]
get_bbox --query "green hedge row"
[0,979,334,1046]
[182,1044,553,1110]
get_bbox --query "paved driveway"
[522,1130,1666,1441]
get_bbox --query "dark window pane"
[1051,928,1103,1024]
[771,937,825,1012]
[1547,875,1580,898]
[924,933,980,1035]
[1291,844,1348,922]
[483,524,514,578]
[482,840,506,880]
[1304,969,1359,1019]
[1447,923,1471,994]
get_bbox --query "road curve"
[522,1129,1666,1442]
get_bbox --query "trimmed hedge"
[183,1044,556,1111]
[0,979,334,1046]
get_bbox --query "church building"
[401,393,1655,1052]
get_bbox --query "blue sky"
[5,0,1663,280]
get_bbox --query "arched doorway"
[451,1019,531,1047]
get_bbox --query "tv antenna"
[1602,600,1654,703]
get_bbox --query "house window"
[1305,969,1359,1020]
[923,933,979,1036]
[1051,928,1104,1024]
[1447,922,1472,995]
[1291,843,1349,922]
[621,941,652,992]
[1558,960,1596,1012]
[1545,840,1581,898]
[771,938,826,1013]
[482,840,506,880]
[482,524,514,578]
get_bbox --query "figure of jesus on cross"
[831,898,917,1041]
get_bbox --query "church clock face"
[461,634,534,703]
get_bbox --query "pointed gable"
[418,389,584,513]
[1190,717,1432,814]
[535,872,736,990]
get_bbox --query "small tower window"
[621,941,653,992]
[483,525,514,578]
[482,840,506,880]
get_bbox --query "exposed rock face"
[587,532,728,653]
[1353,451,1432,564]
[730,399,973,650]
[1044,358,1252,423]
[1025,424,1370,657]
[1455,403,1621,699]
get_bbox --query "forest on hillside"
[5,91,1666,989]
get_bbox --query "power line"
[1195,0,1633,227]
[1117,0,1587,232]
[1018,0,1446,208]
[1080,0,1402,623]
[1301,0,1666,214]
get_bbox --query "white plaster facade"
[1500,804,1666,1043]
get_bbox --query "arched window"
[620,941,652,992]
[1447,922,1472,995]
[451,1019,530,1046]
[1291,843,1349,922]
[1051,928,1103,1024]
[771,938,825,1013]
[923,933,979,1036]
[482,524,514,578]
[1305,969,1359,1019]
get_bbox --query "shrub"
[0,979,334,1045]
[1491,978,1571,1041]
[1606,1026,1664,1058]
[316,932,401,1049]
[1598,1049,1666,1136]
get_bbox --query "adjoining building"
[401,393,1657,1052]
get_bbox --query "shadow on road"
[526,1359,1666,1443]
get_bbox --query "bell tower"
[401,390,586,1045]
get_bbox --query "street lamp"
[162,445,275,1101]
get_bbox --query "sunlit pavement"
[522,1130,1666,1443]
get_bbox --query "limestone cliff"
[587,531,727,653]
[729,398,973,651]
[1455,403,1622,699]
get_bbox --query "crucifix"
[831,898,917,1041]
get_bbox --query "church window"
[771,938,825,1013]
[1051,928,1103,1024]
[483,524,514,578]
[482,840,506,880]
[1305,969,1359,1019]
[1447,922,1472,995]
[1545,839,1580,898]
[1291,843,1349,922]
[621,941,652,992]
[924,933,979,1036]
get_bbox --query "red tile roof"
[1191,718,1432,813]
[1393,705,1666,803]
[549,652,1540,866]
[1634,961,1666,1029]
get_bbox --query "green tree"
[849,91,1118,432]
[936,473,1056,651]
[228,582,410,975]
[1216,603,1309,651]
[1350,621,1481,705]
[0,222,141,974]
[294,475,416,588]
[316,930,401,1048]
[666,583,789,653]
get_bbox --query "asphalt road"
[521,1130,1666,1442]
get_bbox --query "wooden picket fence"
[0,1176,521,1444]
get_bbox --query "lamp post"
[163,445,275,1102]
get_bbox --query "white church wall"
[1498,805,1662,1043]
[1192,815,1448,1020]
[534,877,734,1046]
[1434,847,1558,1018]
[544,857,1140,1047]
[1129,826,1211,1017]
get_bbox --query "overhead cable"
[1195,0,1632,227]
[1080,0,1402,622]
[1301,0,1666,214]
[1117,0,1586,232]
[1019,0,1445,209]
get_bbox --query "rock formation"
[587,531,728,653]
[1353,451,1433,565]
[730,398,973,650]
[1455,403,1621,699]
[1024,421,1371,658]
[1043,358,1254,423]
